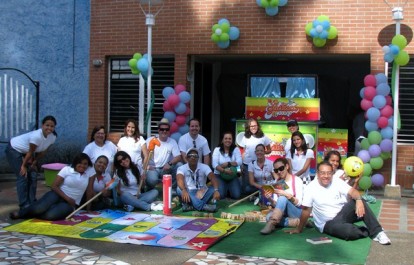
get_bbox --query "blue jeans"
[241,163,255,195]
[5,142,38,208]
[177,186,215,211]
[146,162,182,190]
[119,189,158,211]
[215,174,241,199]
[266,196,302,227]
[18,190,74,220]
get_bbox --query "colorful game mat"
[4,209,243,251]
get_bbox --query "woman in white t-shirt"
[5,115,57,209]
[323,150,360,189]
[9,153,93,220]
[85,155,113,211]
[117,119,148,170]
[286,131,314,185]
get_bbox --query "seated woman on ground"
[113,151,162,212]
[260,157,304,235]
[9,153,94,221]
[85,155,113,211]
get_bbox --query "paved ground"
[1,178,414,265]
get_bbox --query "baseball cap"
[287,119,298,127]
[186,147,198,156]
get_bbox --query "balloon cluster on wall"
[162,85,191,143]
[382,34,410,66]
[305,15,338,48]
[128,53,153,80]
[211,18,240,49]
[357,73,394,190]
[255,0,288,16]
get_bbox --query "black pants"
[323,199,382,241]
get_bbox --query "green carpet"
[175,200,381,264]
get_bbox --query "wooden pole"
[65,191,103,220]
[228,190,259,208]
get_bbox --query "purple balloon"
[357,150,371,163]
[368,144,382,158]
[371,173,385,187]
[380,139,393,152]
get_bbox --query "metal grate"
[109,56,175,136]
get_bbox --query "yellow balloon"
[344,156,364,177]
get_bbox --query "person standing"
[284,119,300,154]
[286,131,314,185]
[6,115,57,209]
[178,118,211,165]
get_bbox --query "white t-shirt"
[117,136,146,167]
[117,169,140,196]
[286,149,314,179]
[212,146,242,175]
[240,135,271,164]
[272,175,304,206]
[302,178,351,232]
[147,136,181,168]
[177,163,212,191]
[11,129,56,153]
[83,141,117,174]
[91,169,112,193]
[178,133,211,162]
[58,166,94,205]
[247,158,274,185]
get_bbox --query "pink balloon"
[385,95,392,106]
[174,84,186,95]
[377,116,389,128]
[364,75,376,87]
[170,122,179,133]
[380,105,393,118]
[175,115,187,126]
[361,99,373,111]
[167,94,180,108]
[184,105,191,116]
[363,86,377,100]
[163,100,173,112]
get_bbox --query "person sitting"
[286,131,314,185]
[285,161,391,245]
[260,157,304,235]
[248,144,274,204]
[113,151,162,212]
[212,131,242,200]
[176,148,220,212]
[323,150,360,188]
[9,153,94,221]
[85,155,113,211]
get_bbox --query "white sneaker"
[151,203,164,211]
[373,231,391,245]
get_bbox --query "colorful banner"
[317,128,348,164]
[245,97,320,121]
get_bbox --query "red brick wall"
[89,0,414,188]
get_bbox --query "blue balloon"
[217,41,230,49]
[390,44,400,55]
[375,73,388,85]
[229,27,240,41]
[162,87,175,100]
[163,111,176,123]
[143,53,148,59]
[179,124,189,134]
[319,30,328,39]
[179,91,191,103]
[381,126,393,139]
[170,132,182,143]
[279,0,288,6]
[359,87,365,98]
[321,20,330,30]
[310,28,317,38]
[218,18,230,25]
[312,20,321,28]
[367,107,381,122]
[365,120,379,132]
[256,0,262,6]
[384,52,394,63]
[265,6,278,16]
[373,95,386,109]
[174,102,187,114]
[376,83,391,96]
[388,116,394,127]
[137,58,149,72]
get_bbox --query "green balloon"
[359,176,372,190]
[133,53,142,60]
[368,131,382,145]
[392,34,407,49]
[211,34,220,43]
[270,0,279,7]
[220,166,238,181]
[305,22,313,36]
[370,157,384,170]
[395,50,410,66]
[363,163,372,176]
[128,59,138,69]
[221,23,230,33]
[327,26,338,39]
[361,138,370,150]
[261,0,270,8]
[380,151,391,160]
[212,24,220,32]
[220,33,229,42]
[313,38,326,47]
[131,68,140,75]
[317,15,330,22]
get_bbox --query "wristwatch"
[227,162,231,168]
[168,162,173,166]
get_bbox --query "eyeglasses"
[159,127,170,132]
[250,125,258,128]
[193,140,197,148]
[273,166,285,173]
[318,171,333,176]
[187,154,199,159]
[117,157,127,163]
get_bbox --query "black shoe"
[9,211,20,220]
[182,203,194,212]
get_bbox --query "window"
[109,56,175,135]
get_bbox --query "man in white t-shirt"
[146,119,183,190]
[286,161,391,245]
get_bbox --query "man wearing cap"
[145,119,183,191]
[178,118,211,166]
[284,119,300,154]
[176,148,220,212]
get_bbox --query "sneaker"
[182,203,194,212]
[373,231,391,245]
[202,204,217,213]
[124,205,134,212]
[151,203,164,211]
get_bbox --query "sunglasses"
[187,154,199,159]
[117,157,127,163]
[159,127,170,132]
[273,166,285,173]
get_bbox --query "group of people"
[5,115,391,245]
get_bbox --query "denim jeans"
[241,163,255,195]
[266,196,302,227]
[146,162,182,190]
[177,186,215,211]
[5,142,38,208]
[18,190,74,220]
[215,174,241,199]
[119,189,158,211]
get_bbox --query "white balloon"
[316,25,323,33]
[215,28,222,35]
[382,45,390,54]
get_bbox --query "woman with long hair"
[286,131,314,184]
[85,155,113,211]
[117,119,148,169]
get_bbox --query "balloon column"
[162,84,191,143]
[211,18,240,49]
[382,34,410,66]
[305,15,338,48]
[255,0,288,16]
[357,73,394,190]
[128,53,153,80]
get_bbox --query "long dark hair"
[244,118,264,138]
[42,115,58,136]
[113,151,140,186]
[218,131,236,157]
[71,153,92,170]
[90,125,107,142]
[290,131,308,158]
[323,150,343,170]
[123,119,141,143]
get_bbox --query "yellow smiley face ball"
[343,156,364,177]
